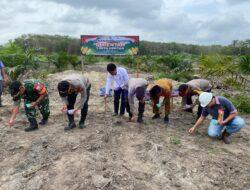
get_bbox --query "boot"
[152,114,160,120]
[164,115,169,124]
[222,130,231,144]
[25,118,38,132]
[64,114,76,131]
[137,116,143,123]
[39,118,48,125]
[79,115,86,129]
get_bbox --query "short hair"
[9,81,22,96]
[135,87,146,100]
[57,80,70,97]
[107,63,116,72]
[149,85,161,99]
[178,84,188,96]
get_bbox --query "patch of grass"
[221,92,250,114]
[170,136,181,145]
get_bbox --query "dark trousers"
[114,88,128,115]
[67,85,91,123]
[186,89,211,119]
[126,100,145,119]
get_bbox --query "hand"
[61,104,67,113]
[218,120,225,126]
[8,118,15,128]
[30,102,37,108]
[73,108,78,114]
[188,126,196,134]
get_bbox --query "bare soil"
[0,63,249,190]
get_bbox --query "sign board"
[81,35,139,56]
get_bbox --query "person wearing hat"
[57,74,91,130]
[148,78,172,124]
[125,78,148,123]
[8,79,50,131]
[104,63,129,116]
[189,92,246,144]
[178,79,212,120]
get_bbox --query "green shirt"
[14,79,47,106]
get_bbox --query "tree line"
[9,34,250,56]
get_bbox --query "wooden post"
[81,55,84,74]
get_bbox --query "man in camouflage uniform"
[8,79,50,132]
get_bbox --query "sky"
[0,0,249,45]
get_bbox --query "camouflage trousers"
[24,95,50,120]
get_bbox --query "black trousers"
[126,98,145,119]
[114,88,128,115]
[67,85,91,122]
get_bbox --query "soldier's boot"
[64,114,76,131]
[39,117,48,125]
[25,118,39,132]
[164,115,169,124]
[152,113,160,120]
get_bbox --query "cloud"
[0,0,249,45]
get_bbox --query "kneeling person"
[189,92,246,144]
[126,78,148,123]
[58,74,91,130]
[9,79,50,131]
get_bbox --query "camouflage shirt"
[14,79,48,106]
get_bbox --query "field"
[0,63,249,190]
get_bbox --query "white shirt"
[105,67,129,94]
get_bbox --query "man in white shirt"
[104,63,129,116]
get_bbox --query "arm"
[76,86,87,110]
[8,106,20,127]
[1,67,7,82]
[220,112,238,125]
[128,94,135,114]
[31,85,47,107]
[105,74,112,96]
[189,116,206,134]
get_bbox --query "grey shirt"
[182,79,212,107]
[126,78,148,113]
[202,96,237,125]
[187,79,212,92]
[61,74,90,110]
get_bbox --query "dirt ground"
[0,63,249,190]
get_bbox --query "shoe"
[152,114,160,119]
[65,114,76,131]
[79,121,85,129]
[222,130,231,144]
[164,115,169,124]
[64,122,76,131]
[25,119,38,132]
[39,118,48,125]
[137,117,143,123]
[112,113,118,116]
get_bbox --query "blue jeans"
[208,116,245,138]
